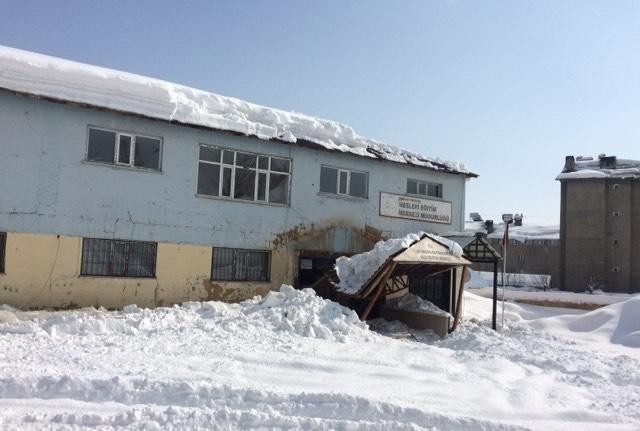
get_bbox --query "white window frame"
[87,126,162,171]
[114,133,134,167]
[320,165,369,199]
[338,169,351,196]
[197,144,291,205]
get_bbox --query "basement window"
[87,126,162,170]
[319,166,368,198]
[407,179,443,198]
[0,232,5,274]
[211,247,270,281]
[81,238,157,278]
[197,145,290,205]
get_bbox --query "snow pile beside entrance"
[387,293,451,317]
[335,232,463,295]
[0,285,369,343]
[243,285,369,342]
[0,45,471,175]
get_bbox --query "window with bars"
[0,232,6,274]
[81,238,157,277]
[406,179,443,198]
[87,126,162,170]
[319,165,368,198]
[197,145,291,205]
[211,247,270,281]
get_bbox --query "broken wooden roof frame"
[337,234,472,333]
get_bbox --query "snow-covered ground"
[1,286,639,430]
[470,286,634,307]
[468,270,636,308]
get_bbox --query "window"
[87,127,162,170]
[197,145,291,205]
[516,254,525,263]
[211,247,270,281]
[81,238,157,277]
[407,179,443,198]
[319,166,368,198]
[0,232,5,274]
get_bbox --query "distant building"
[456,220,559,287]
[557,154,640,293]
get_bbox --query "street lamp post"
[501,214,514,329]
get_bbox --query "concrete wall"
[0,90,469,308]
[474,239,559,287]
[0,232,290,309]
[0,91,466,247]
[561,180,607,291]
[559,178,639,293]
[631,181,640,291]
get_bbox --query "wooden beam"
[359,259,394,298]
[449,266,467,332]
[361,262,397,320]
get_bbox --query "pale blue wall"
[0,91,467,250]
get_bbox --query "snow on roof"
[556,155,640,180]
[447,221,559,242]
[334,232,464,295]
[0,45,474,177]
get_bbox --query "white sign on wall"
[379,192,452,224]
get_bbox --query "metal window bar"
[81,238,156,277]
[212,247,270,281]
[0,232,6,273]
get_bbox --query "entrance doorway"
[297,250,350,289]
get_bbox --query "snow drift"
[1,287,640,430]
[386,293,451,317]
[0,285,370,343]
[530,294,640,348]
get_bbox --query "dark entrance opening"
[297,251,346,289]
[409,270,452,314]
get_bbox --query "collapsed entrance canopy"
[335,232,470,298]
[326,233,471,333]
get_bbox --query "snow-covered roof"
[335,232,465,295]
[448,221,559,242]
[556,155,640,180]
[0,45,475,177]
